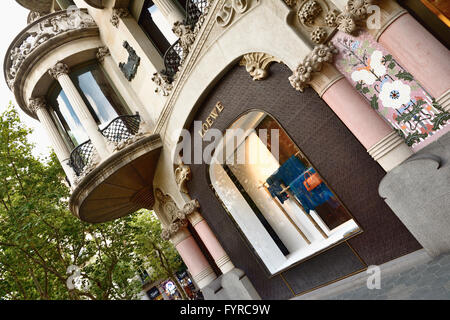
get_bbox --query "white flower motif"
[370,50,386,78]
[379,80,411,109]
[350,50,386,85]
[351,69,376,85]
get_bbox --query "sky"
[0,1,53,158]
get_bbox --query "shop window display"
[209,111,361,275]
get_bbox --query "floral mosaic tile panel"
[332,31,450,150]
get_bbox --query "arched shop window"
[139,0,180,56]
[47,62,131,149]
[209,111,362,275]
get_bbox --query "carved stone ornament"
[216,0,250,28]
[173,21,196,62]
[48,62,69,79]
[110,8,129,28]
[7,10,96,88]
[289,42,338,92]
[326,0,377,35]
[156,188,201,241]
[96,46,110,63]
[239,52,281,81]
[298,0,322,25]
[28,97,46,113]
[119,41,140,81]
[174,161,192,194]
[295,0,336,44]
[152,72,173,96]
[284,0,298,8]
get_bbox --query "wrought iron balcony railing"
[185,0,209,28]
[69,140,95,176]
[100,114,141,143]
[161,0,209,83]
[68,114,141,176]
[161,40,183,83]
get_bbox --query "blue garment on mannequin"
[266,175,288,203]
[266,156,306,204]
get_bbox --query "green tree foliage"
[0,104,180,300]
[131,211,188,299]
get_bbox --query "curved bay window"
[209,111,362,275]
[47,62,132,149]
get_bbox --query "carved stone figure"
[239,52,281,81]
[174,161,192,193]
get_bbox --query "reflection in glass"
[71,64,130,130]
[209,111,361,275]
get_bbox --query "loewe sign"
[198,101,225,138]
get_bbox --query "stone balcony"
[4,8,99,119]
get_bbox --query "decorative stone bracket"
[239,52,281,81]
[156,188,200,240]
[289,42,338,92]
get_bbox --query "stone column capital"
[49,62,70,79]
[96,46,111,63]
[28,97,47,113]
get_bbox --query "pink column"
[174,233,217,289]
[193,219,235,274]
[322,78,393,149]
[378,14,450,100]
[321,77,413,171]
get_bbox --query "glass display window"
[209,111,362,275]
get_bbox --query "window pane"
[49,87,88,147]
[148,5,178,45]
[71,64,130,129]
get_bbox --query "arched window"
[209,111,361,275]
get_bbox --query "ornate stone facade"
[6,9,96,88]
